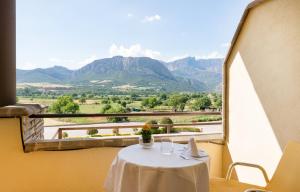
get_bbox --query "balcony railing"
[56,121,222,139]
[25,111,223,152]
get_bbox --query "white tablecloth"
[104,143,210,192]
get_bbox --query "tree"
[141,98,149,107]
[100,104,112,113]
[87,94,94,99]
[179,103,186,112]
[79,97,86,104]
[24,87,32,96]
[130,93,139,101]
[141,97,160,109]
[214,98,222,109]
[110,96,119,103]
[121,101,127,107]
[101,98,110,104]
[212,94,222,110]
[106,106,128,122]
[71,93,78,99]
[100,104,128,122]
[50,95,79,114]
[159,93,167,101]
[167,94,189,111]
[190,95,212,111]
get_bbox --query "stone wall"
[0,104,45,143]
[22,116,44,143]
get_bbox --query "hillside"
[17,56,222,92]
[164,57,223,92]
[17,66,73,83]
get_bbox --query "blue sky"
[17,0,251,70]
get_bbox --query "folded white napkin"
[188,138,201,157]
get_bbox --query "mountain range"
[17,56,223,92]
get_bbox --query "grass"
[197,115,222,122]
[126,101,142,108]
[18,97,56,106]
[19,97,222,125]
[59,117,107,124]
[79,104,102,113]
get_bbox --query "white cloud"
[196,51,224,59]
[109,44,161,59]
[142,14,161,22]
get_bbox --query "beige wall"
[0,118,223,191]
[225,0,300,186]
[0,118,120,192]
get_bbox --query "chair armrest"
[226,162,270,184]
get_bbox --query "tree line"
[48,92,222,116]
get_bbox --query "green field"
[19,96,222,126]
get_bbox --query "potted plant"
[139,123,154,148]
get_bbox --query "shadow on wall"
[226,0,300,185]
[224,0,300,186]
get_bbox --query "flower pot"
[139,135,154,149]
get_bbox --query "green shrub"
[87,128,99,136]
[145,119,158,129]
[159,117,173,125]
[62,132,68,138]
[159,117,174,133]
[151,128,162,134]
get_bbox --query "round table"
[104,143,210,192]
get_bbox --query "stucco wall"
[0,118,222,191]
[225,0,300,186]
[0,118,120,192]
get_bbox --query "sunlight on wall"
[228,52,282,186]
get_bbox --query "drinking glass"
[160,138,174,155]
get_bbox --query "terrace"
[0,0,300,191]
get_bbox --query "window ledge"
[0,104,45,117]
